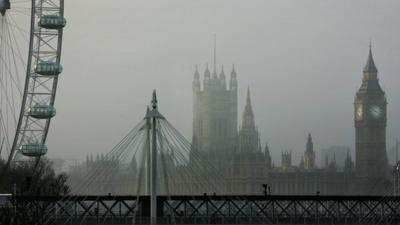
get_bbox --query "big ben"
[354,45,388,194]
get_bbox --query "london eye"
[0,0,65,171]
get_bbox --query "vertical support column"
[151,116,157,225]
[395,140,399,196]
[146,107,151,195]
[150,90,158,225]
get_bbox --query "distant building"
[354,45,390,194]
[191,64,237,170]
[320,146,350,168]
[69,46,391,196]
[227,88,271,194]
[189,46,390,195]
[304,134,315,170]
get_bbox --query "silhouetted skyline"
[46,0,400,165]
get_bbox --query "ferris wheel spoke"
[0,17,27,118]
[4,20,25,93]
[7,13,30,39]
[0,58,19,126]
[0,117,11,153]
[9,9,30,16]
[1,21,23,115]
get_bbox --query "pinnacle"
[363,44,378,73]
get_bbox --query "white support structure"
[145,90,163,225]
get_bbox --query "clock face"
[370,105,382,119]
[356,105,363,120]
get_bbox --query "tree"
[0,158,69,195]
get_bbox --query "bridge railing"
[3,195,400,224]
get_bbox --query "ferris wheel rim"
[2,0,65,169]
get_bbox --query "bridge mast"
[146,106,151,195]
[150,90,159,225]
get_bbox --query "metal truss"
[6,195,400,224]
[7,0,64,164]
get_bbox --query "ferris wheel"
[0,0,65,170]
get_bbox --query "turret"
[306,133,313,153]
[304,133,315,169]
[203,64,211,89]
[238,87,259,153]
[193,65,201,92]
[219,66,226,89]
[242,87,255,129]
[344,150,354,172]
[230,65,238,90]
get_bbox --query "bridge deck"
[6,195,400,224]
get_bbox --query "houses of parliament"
[191,46,390,195]
[71,46,392,196]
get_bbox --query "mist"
[46,0,400,167]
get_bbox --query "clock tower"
[354,45,388,194]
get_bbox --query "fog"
[46,0,400,166]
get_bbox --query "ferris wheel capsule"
[38,15,66,29]
[19,143,48,157]
[29,105,56,119]
[0,0,10,16]
[34,62,63,76]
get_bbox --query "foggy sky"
[46,0,400,166]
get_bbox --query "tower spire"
[246,86,251,106]
[204,63,210,78]
[242,87,255,128]
[194,65,200,79]
[306,133,313,152]
[213,34,217,75]
[230,64,237,90]
[363,42,378,73]
[193,65,201,92]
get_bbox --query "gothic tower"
[354,45,388,194]
[231,88,270,194]
[238,88,260,153]
[192,63,238,169]
[304,133,316,170]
